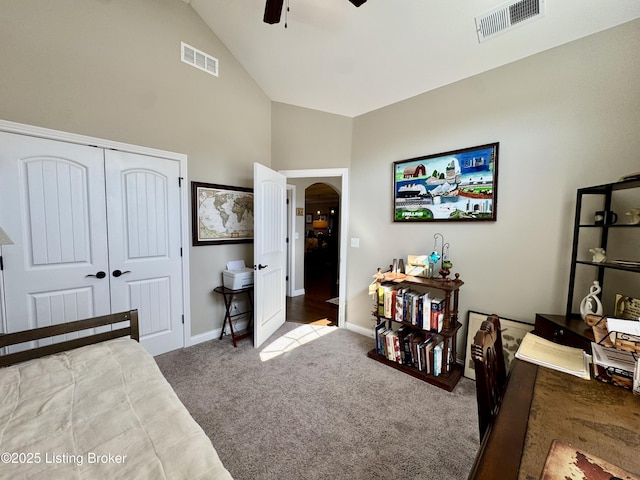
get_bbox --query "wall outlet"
[351,237,360,248]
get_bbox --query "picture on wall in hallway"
[393,142,499,222]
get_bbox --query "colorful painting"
[393,143,499,222]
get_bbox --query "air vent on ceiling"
[181,42,218,77]
[475,0,545,43]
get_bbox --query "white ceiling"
[187,0,640,117]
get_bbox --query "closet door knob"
[86,271,106,279]
[112,269,131,278]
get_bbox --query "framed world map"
[191,182,253,245]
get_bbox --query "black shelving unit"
[566,179,640,318]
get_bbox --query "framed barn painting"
[463,310,533,380]
[191,182,254,245]
[393,143,499,222]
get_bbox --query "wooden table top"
[469,359,640,479]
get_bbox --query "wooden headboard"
[0,310,139,367]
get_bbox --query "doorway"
[289,183,340,324]
[280,168,349,328]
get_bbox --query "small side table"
[213,285,253,347]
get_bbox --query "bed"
[0,310,233,479]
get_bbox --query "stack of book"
[376,283,445,332]
[374,323,450,376]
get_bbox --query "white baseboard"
[345,322,374,338]
[189,319,250,346]
[291,289,305,297]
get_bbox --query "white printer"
[222,260,254,290]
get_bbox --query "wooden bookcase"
[367,272,464,392]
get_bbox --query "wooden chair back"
[471,314,507,441]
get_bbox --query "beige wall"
[271,103,352,296]
[347,20,640,354]
[2,1,638,352]
[272,102,353,170]
[0,0,271,337]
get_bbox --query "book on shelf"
[395,288,404,323]
[374,322,387,355]
[430,297,445,332]
[401,330,414,366]
[377,284,385,316]
[422,337,434,374]
[410,332,425,369]
[417,335,432,372]
[390,288,398,320]
[515,332,591,379]
[420,292,430,330]
[433,338,444,377]
[383,329,396,362]
[398,326,415,365]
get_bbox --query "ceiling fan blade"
[348,0,367,6]
[264,0,284,24]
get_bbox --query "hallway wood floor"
[286,269,338,325]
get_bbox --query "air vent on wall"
[475,0,545,43]
[181,42,218,77]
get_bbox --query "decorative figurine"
[589,247,606,263]
[579,281,603,320]
[625,208,640,225]
[439,259,453,279]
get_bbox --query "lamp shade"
[0,226,14,246]
[312,220,328,229]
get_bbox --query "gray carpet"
[155,322,480,480]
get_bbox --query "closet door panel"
[0,132,111,340]
[105,150,183,355]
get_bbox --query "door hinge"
[182,314,185,324]
[0,256,3,271]
[286,275,289,282]
[180,247,183,257]
[178,177,184,187]
[286,237,289,244]
[286,198,290,205]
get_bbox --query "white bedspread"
[0,338,233,479]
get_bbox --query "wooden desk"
[213,285,253,347]
[469,359,640,479]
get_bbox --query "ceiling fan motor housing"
[264,0,367,25]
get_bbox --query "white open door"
[253,163,287,348]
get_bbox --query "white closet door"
[104,150,184,355]
[0,132,111,339]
